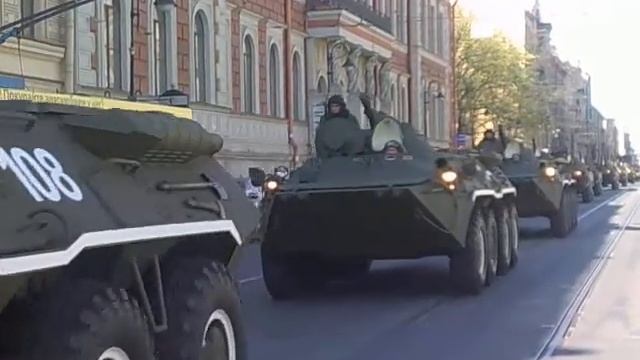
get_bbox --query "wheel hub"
[201,309,236,360]
[98,347,131,360]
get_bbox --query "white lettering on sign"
[0,147,83,202]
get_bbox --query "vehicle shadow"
[552,346,600,357]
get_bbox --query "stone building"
[306,0,455,149]
[1,0,455,176]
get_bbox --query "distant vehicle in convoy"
[253,95,519,300]
[590,165,604,196]
[600,163,620,190]
[0,101,258,360]
[561,161,596,203]
[500,141,579,238]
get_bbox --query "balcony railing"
[307,0,392,34]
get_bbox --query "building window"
[437,5,444,56]
[21,0,35,39]
[428,2,435,53]
[317,76,327,94]
[104,0,123,90]
[149,5,169,95]
[437,95,446,140]
[268,44,281,117]
[243,34,256,113]
[390,85,396,117]
[194,11,207,102]
[293,52,303,120]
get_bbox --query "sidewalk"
[553,204,640,359]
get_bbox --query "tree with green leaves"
[455,9,551,144]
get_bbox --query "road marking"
[237,191,631,286]
[534,190,640,359]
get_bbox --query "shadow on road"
[552,346,599,357]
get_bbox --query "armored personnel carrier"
[253,98,519,300]
[0,101,258,360]
[600,163,620,190]
[562,161,595,203]
[500,141,579,238]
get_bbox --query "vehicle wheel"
[569,188,579,230]
[593,180,603,196]
[507,203,519,268]
[612,181,620,190]
[29,279,155,360]
[495,205,512,276]
[157,257,246,360]
[450,208,487,295]
[331,259,372,278]
[484,208,498,285]
[550,188,571,238]
[582,184,594,203]
[261,244,327,300]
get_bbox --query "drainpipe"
[408,0,422,135]
[284,0,298,168]
[64,4,75,93]
[450,0,459,147]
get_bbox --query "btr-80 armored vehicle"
[500,141,579,238]
[253,96,519,300]
[0,101,258,360]
[559,160,596,203]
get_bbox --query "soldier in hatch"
[314,95,366,158]
[477,129,505,155]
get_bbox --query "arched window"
[149,4,169,95]
[243,35,255,113]
[268,44,280,117]
[194,11,207,102]
[292,52,303,120]
[317,76,327,94]
[104,0,124,89]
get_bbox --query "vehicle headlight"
[606,170,611,174]
[265,180,279,191]
[544,166,556,177]
[573,170,583,177]
[441,170,458,183]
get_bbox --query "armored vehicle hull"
[256,118,519,300]
[601,165,620,190]
[0,101,258,360]
[561,163,595,203]
[502,158,578,238]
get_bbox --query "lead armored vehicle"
[0,101,258,360]
[254,97,519,300]
[501,141,579,238]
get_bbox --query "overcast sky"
[458,0,638,151]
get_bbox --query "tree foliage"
[455,9,550,142]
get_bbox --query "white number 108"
[0,146,83,202]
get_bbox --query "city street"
[232,187,638,360]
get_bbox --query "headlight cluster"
[265,180,279,191]
[438,170,458,191]
[573,170,583,178]
[543,166,556,178]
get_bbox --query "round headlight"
[441,170,458,183]
[265,180,279,191]
[573,170,583,177]
[544,166,557,177]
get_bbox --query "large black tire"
[593,180,603,196]
[261,244,328,300]
[450,208,487,295]
[570,188,579,230]
[29,279,155,360]
[484,207,499,284]
[495,205,512,276]
[612,181,620,190]
[331,259,372,278]
[157,257,247,360]
[582,183,594,203]
[508,203,519,268]
[550,188,571,238]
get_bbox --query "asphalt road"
[231,186,638,360]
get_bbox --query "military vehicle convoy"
[0,101,258,360]
[501,141,579,238]
[601,163,621,190]
[253,97,519,300]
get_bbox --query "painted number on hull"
[0,147,83,202]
